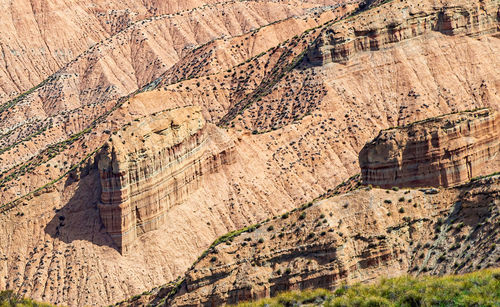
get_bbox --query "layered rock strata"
[307,0,500,65]
[359,109,499,188]
[98,106,234,253]
[133,176,500,307]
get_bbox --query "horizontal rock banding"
[149,176,500,307]
[307,0,499,65]
[98,106,234,253]
[359,108,499,188]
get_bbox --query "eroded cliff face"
[133,176,500,307]
[307,0,500,65]
[359,109,499,188]
[1,0,499,304]
[0,0,325,104]
[97,107,234,253]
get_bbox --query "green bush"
[233,269,500,307]
[0,290,54,307]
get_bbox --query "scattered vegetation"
[191,222,262,268]
[0,77,53,113]
[0,143,104,212]
[0,78,161,212]
[0,120,53,156]
[233,269,500,306]
[383,108,490,132]
[0,290,54,307]
[470,171,500,182]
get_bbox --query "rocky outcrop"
[307,0,500,65]
[131,176,500,307]
[98,107,234,253]
[359,109,499,188]
[2,0,500,304]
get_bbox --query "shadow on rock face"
[44,168,119,252]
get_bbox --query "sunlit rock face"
[98,106,235,253]
[307,0,499,65]
[359,109,499,188]
[158,177,500,307]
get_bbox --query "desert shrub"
[0,290,54,307]
[232,269,500,307]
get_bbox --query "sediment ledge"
[307,0,500,65]
[359,109,499,188]
[98,106,235,253]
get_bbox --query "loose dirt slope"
[136,176,500,306]
[0,0,499,306]
[0,0,225,103]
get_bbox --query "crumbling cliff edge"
[98,106,235,253]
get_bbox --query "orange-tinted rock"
[97,106,234,253]
[0,0,499,304]
[359,109,499,188]
[307,0,499,65]
[135,176,500,307]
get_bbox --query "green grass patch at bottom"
[233,269,500,307]
[0,290,54,307]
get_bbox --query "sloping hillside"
[135,175,499,306]
[0,0,498,305]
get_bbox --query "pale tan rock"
[97,107,235,253]
[136,176,500,307]
[307,0,500,65]
[0,0,499,305]
[0,0,316,104]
